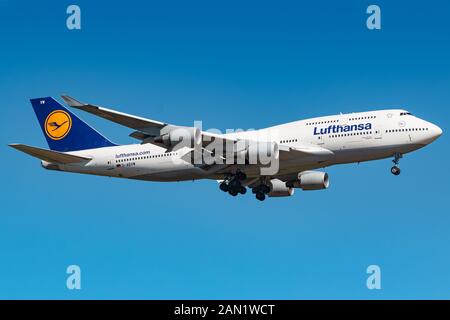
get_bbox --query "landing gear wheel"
[391,166,401,176]
[219,182,229,192]
[229,179,241,189]
[239,186,247,195]
[229,189,238,196]
[390,153,402,176]
[256,192,266,201]
[261,185,271,194]
[252,184,270,199]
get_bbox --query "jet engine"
[154,126,202,148]
[267,179,295,197]
[287,171,329,190]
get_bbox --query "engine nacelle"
[287,171,329,191]
[267,179,295,197]
[155,126,201,147]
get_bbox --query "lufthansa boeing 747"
[9,96,442,201]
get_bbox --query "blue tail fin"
[30,97,116,152]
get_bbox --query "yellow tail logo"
[45,110,72,140]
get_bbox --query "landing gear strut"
[219,171,247,196]
[391,153,402,176]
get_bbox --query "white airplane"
[9,96,442,201]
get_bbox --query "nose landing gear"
[391,153,402,176]
[391,166,401,176]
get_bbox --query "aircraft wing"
[278,144,334,161]
[191,141,334,175]
[61,95,168,136]
[62,95,237,148]
[9,144,92,164]
[61,95,334,164]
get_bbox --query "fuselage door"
[316,133,326,145]
[374,126,383,139]
[106,158,114,170]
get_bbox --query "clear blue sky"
[0,0,449,299]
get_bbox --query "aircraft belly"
[324,143,425,165]
[130,167,207,182]
[55,143,427,182]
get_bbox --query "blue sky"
[0,0,449,299]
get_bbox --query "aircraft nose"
[418,121,443,145]
[433,124,443,139]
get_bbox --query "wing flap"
[9,144,92,164]
[129,131,151,140]
[279,144,334,161]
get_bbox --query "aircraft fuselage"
[43,109,442,182]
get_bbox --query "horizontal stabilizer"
[9,144,91,164]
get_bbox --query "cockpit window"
[400,112,412,116]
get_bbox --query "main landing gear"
[219,172,272,201]
[252,183,270,201]
[251,184,271,202]
[219,171,247,197]
[391,153,402,176]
